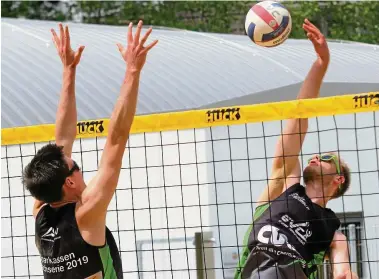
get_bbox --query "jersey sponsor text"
[41,252,89,274]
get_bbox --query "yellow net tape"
[2,92,379,146]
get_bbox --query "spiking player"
[235,19,358,279]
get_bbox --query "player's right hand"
[116,20,158,72]
[51,23,85,68]
[302,18,330,65]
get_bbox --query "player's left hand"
[303,18,330,65]
[51,23,85,68]
[116,20,158,72]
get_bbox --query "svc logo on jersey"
[41,227,61,242]
[279,215,312,245]
[257,225,296,252]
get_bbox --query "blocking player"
[234,19,358,279]
[22,21,157,278]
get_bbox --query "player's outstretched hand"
[303,18,330,65]
[51,24,85,68]
[117,20,158,72]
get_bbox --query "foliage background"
[2,1,378,44]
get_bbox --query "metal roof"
[2,18,379,128]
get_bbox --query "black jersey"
[235,183,340,279]
[35,203,123,279]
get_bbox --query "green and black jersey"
[35,203,123,279]
[235,183,340,279]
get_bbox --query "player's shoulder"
[36,203,77,222]
[320,203,339,217]
[282,182,304,195]
[34,203,48,220]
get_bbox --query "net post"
[348,224,358,274]
[194,231,216,279]
[194,232,204,279]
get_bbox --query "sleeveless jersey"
[236,183,340,279]
[35,203,123,279]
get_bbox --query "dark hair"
[331,162,351,199]
[22,144,69,203]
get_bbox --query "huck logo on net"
[77,120,104,135]
[353,93,379,109]
[206,108,241,123]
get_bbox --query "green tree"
[1,1,72,21]
[2,1,378,44]
[76,1,123,24]
[326,1,379,44]
[285,1,379,44]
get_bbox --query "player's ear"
[65,177,75,189]
[335,175,345,185]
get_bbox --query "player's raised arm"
[256,19,330,206]
[52,24,85,157]
[32,24,85,217]
[77,21,158,230]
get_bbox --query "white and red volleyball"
[245,1,292,47]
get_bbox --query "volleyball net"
[2,92,379,279]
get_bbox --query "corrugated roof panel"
[2,18,379,128]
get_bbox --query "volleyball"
[245,1,292,47]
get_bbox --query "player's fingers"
[141,39,158,55]
[140,27,152,47]
[307,33,318,45]
[73,45,85,64]
[116,43,124,53]
[304,18,318,30]
[127,22,134,45]
[303,19,322,36]
[136,27,152,53]
[77,45,85,56]
[65,25,71,50]
[303,24,321,40]
[134,20,143,45]
[304,18,317,29]
[51,38,58,50]
[51,29,60,48]
[307,32,314,40]
[59,23,64,51]
[302,23,313,32]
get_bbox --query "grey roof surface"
[2,18,379,128]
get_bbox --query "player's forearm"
[280,59,328,149]
[98,69,140,171]
[272,59,328,170]
[297,58,329,100]
[272,119,307,171]
[108,69,141,145]
[55,67,77,152]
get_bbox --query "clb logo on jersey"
[257,225,297,252]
